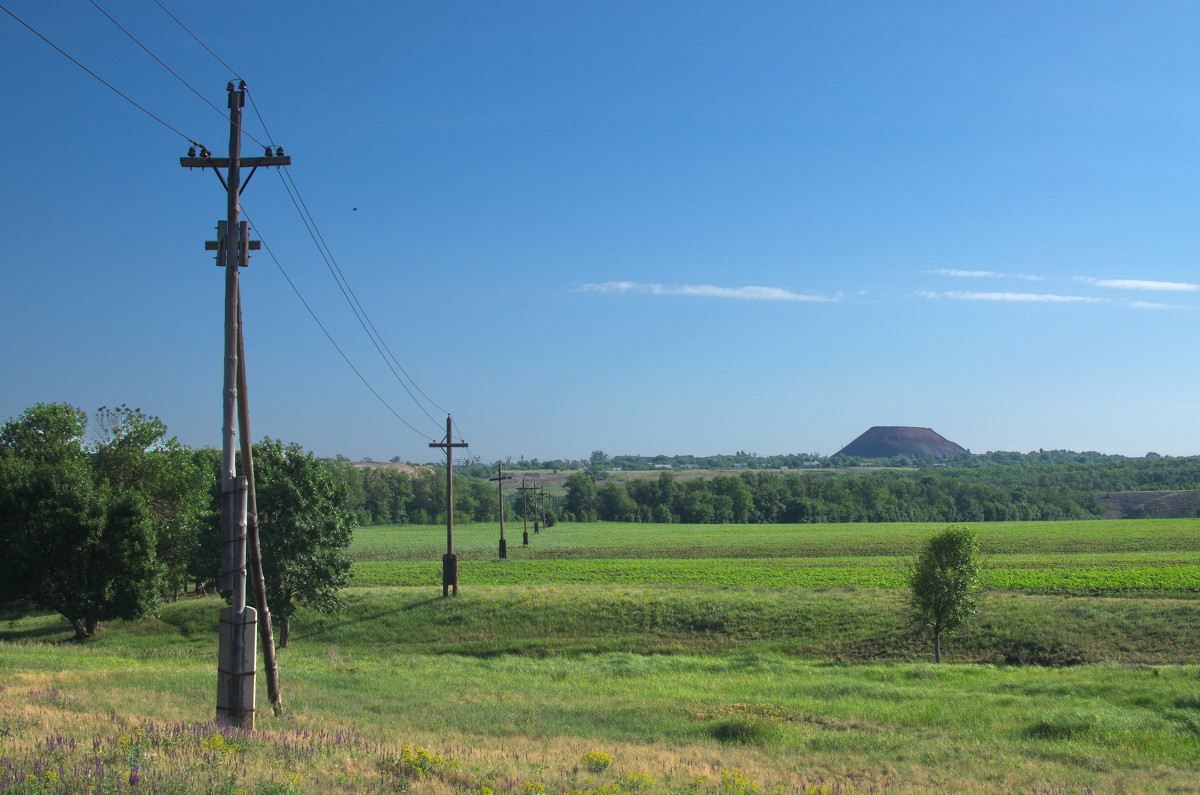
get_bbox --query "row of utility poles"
[429,420,553,590]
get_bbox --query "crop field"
[2,518,1199,793]
[349,519,1200,595]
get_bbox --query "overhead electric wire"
[278,166,452,422]
[242,207,437,443]
[273,171,445,433]
[136,0,459,447]
[88,0,269,150]
[0,2,201,146]
[146,5,454,429]
[150,0,242,80]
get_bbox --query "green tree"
[0,403,192,639]
[89,405,208,600]
[252,438,357,647]
[564,471,598,520]
[909,525,982,662]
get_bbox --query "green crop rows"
[351,553,1200,593]
[348,519,1200,595]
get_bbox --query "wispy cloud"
[1128,300,1185,310]
[918,291,1104,304]
[578,281,840,302]
[928,269,1045,281]
[1079,277,1200,292]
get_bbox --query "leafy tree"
[909,525,981,662]
[252,438,357,647]
[0,403,200,639]
[89,405,208,599]
[563,472,598,520]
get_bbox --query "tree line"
[338,464,548,526]
[556,459,1200,524]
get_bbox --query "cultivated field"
[1,519,1198,794]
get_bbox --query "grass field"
[2,518,1198,793]
[349,520,1200,596]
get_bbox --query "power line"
[0,2,201,146]
[272,172,445,432]
[241,207,438,443]
[87,0,269,150]
[274,168,450,427]
[144,0,458,442]
[144,5,453,431]
[150,0,242,80]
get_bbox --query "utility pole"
[489,463,513,559]
[516,478,537,546]
[538,485,547,532]
[236,302,282,716]
[429,416,468,596]
[180,81,290,728]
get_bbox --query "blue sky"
[3,1,1200,462]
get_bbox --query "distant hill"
[1096,490,1200,519]
[836,426,967,460]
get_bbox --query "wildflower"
[619,772,657,791]
[582,751,613,774]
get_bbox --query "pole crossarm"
[180,156,291,168]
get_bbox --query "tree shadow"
[301,596,443,642]
[0,613,76,643]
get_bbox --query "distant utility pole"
[532,482,540,535]
[429,416,468,596]
[516,478,536,546]
[538,486,547,532]
[489,463,513,559]
[180,81,290,728]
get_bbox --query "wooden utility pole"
[236,301,282,716]
[489,463,513,559]
[516,478,536,546]
[429,416,468,596]
[180,81,290,728]
[538,486,547,532]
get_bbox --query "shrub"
[582,751,613,774]
[706,717,779,745]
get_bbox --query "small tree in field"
[910,525,981,662]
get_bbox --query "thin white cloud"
[578,281,840,302]
[919,291,1104,304]
[1127,300,1185,310]
[929,269,1001,278]
[928,269,1046,281]
[1079,277,1200,292]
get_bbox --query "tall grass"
[3,517,1197,792]
[0,630,1196,793]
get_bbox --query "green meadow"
[2,518,1198,793]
